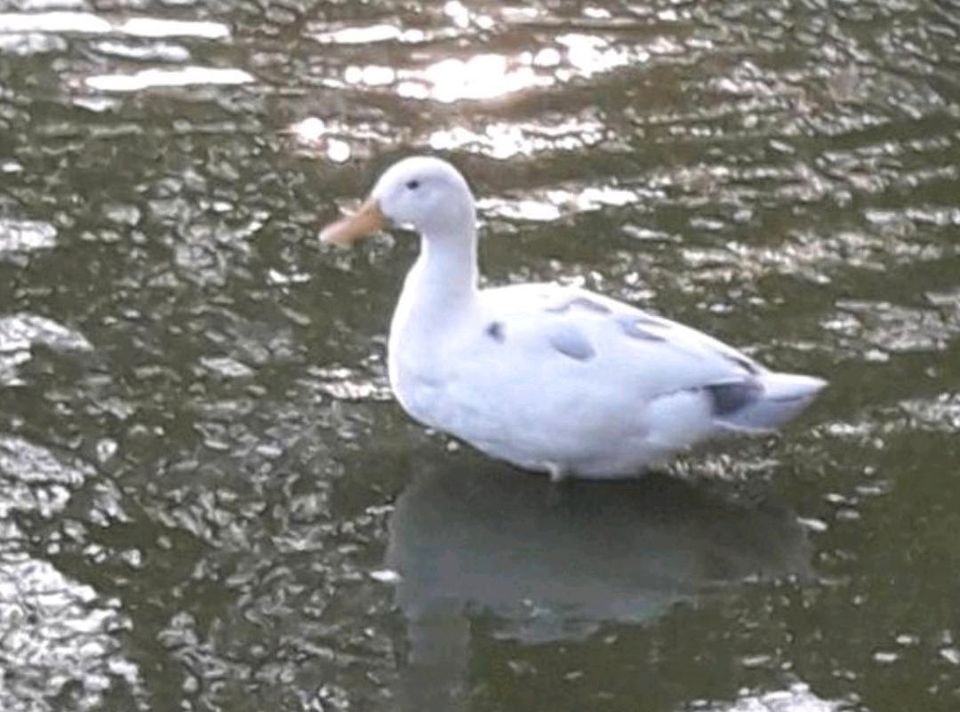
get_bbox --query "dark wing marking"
[705,381,763,416]
[485,321,505,343]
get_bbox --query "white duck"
[321,156,826,480]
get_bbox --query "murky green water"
[1,0,959,710]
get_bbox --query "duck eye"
[405,179,420,190]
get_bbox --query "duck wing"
[477,283,823,432]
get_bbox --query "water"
[1,0,958,710]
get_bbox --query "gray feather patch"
[545,296,611,315]
[548,323,596,361]
[617,315,667,341]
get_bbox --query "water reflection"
[0,219,57,259]
[0,314,93,386]
[0,12,229,39]
[313,23,427,45]
[85,66,253,93]
[398,54,552,103]
[315,11,666,104]
[0,436,138,712]
[1,0,958,709]
[386,461,809,710]
[711,683,844,712]
[428,117,606,159]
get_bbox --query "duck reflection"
[385,460,811,710]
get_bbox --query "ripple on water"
[698,681,845,711]
[0,0,958,709]
[0,31,66,55]
[0,435,139,711]
[0,435,92,517]
[307,366,392,402]
[199,355,256,379]
[90,39,191,63]
[0,314,93,386]
[325,32,665,104]
[827,300,960,356]
[0,219,57,258]
[312,23,428,46]
[427,115,608,159]
[0,12,229,40]
[478,184,657,225]
[897,394,960,432]
[0,555,138,712]
[85,66,253,92]
[309,4,681,105]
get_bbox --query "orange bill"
[320,199,386,246]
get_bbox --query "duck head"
[320,156,476,246]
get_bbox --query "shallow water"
[1,0,959,710]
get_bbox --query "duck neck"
[413,224,479,306]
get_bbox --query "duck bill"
[320,199,386,246]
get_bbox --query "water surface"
[1,0,959,710]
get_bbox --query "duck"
[320,156,826,480]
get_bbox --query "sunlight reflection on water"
[1,0,959,710]
[318,24,661,103]
[86,66,253,92]
[0,12,229,39]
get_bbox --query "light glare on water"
[0,1,958,711]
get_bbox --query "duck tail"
[713,372,827,433]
